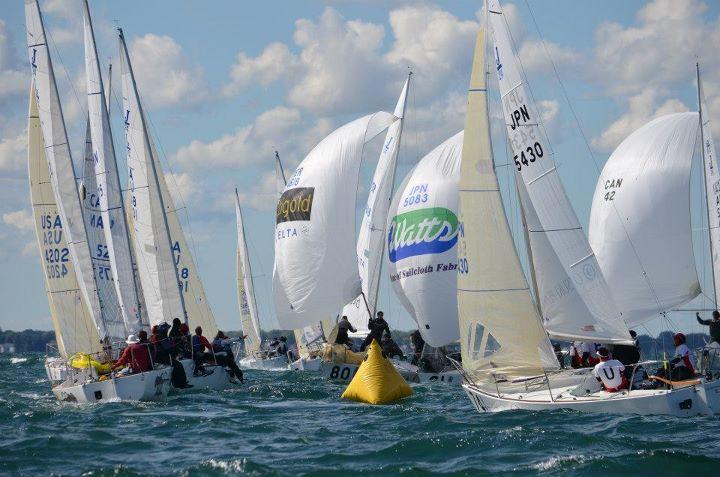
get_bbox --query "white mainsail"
[698,64,720,307]
[120,29,185,327]
[83,0,143,334]
[342,77,410,333]
[273,112,395,330]
[457,25,557,381]
[29,83,102,358]
[235,190,261,354]
[25,0,120,343]
[589,113,700,326]
[488,0,631,344]
[387,131,463,347]
[80,120,124,335]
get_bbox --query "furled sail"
[120,29,185,327]
[25,0,117,343]
[457,24,558,382]
[488,0,631,344]
[273,112,395,330]
[698,65,720,307]
[387,131,463,347]
[235,190,261,354]
[28,83,102,358]
[83,0,143,334]
[80,120,124,335]
[589,113,700,326]
[342,77,410,334]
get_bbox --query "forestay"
[235,191,261,354]
[83,1,142,334]
[488,0,630,344]
[28,84,102,358]
[342,77,410,334]
[589,113,700,326]
[273,112,395,330]
[25,0,113,342]
[457,26,557,382]
[699,66,720,307]
[80,120,124,336]
[387,132,463,347]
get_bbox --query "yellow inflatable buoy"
[341,340,413,405]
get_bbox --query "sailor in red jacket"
[670,333,696,381]
[113,331,153,374]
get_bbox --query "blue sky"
[1,0,720,338]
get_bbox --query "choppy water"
[1,354,720,476]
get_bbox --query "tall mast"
[698,62,718,304]
[106,63,112,112]
[119,28,188,321]
[275,150,287,185]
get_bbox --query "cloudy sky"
[1,0,720,337]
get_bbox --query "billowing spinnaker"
[589,113,700,326]
[29,84,102,358]
[342,76,410,332]
[236,191,261,354]
[457,26,557,382]
[25,0,110,341]
[387,132,463,347]
[83,0,143,334]
[273,112,395,330]
[488,0,630,344]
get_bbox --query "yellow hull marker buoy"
[341,339,413,405]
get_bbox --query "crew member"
[113,331,153,374]
[361,311,391,351]
[592,347,628,392]
[670,332,696,381]
[697,311,720,345]
[335,315,356,347]
[381,334,405,360]
[212,331,244,383]
[409,330,425,366]
[569,341,595,368]
[612,330,641,366]
[192,326,214,377]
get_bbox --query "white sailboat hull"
[417,370,462,385]
[175,359,230,391]
[239,355,288,371]
[319,359,419,383]
[462,379,720,416]
[44,356,70,383]
[290,357,322,372]
[52,368,171,403]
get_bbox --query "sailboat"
[386,130,464,385]
[234,189,289,371]
[27,0,171,402]
[457,0,720,416]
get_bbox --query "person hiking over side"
[360,311,391,351]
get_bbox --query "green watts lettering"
[387,207,459,262]
[276,187,314,224]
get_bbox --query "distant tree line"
[0,328,56,353]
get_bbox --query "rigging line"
[45,27,86,122]
[521,0,668,324]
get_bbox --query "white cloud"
[518,41,581,76]
[0,130,26,177]
[2,209,34,232]
[237,171,279,212]
[0,20,26,103]
[591,88,689,151]
[223,43,301,97]
[129,34,209,108]
[164,172,201,207]
[22,241,36,257]
[173,106,331,170]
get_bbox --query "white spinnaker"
[25,0,110,341]
[589,113,700,326]
[29,84,102,358]
[81,120,125,337]
[120,29,185,328]
[273,112,395,330]
[488,0,630,344]
[342,77,410,334]
[457,25,557,382]
[699,66,720,307]
[387,132,463,346]
[83,1,142,334]
[236,191,261,354]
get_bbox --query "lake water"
[1,353,719,476]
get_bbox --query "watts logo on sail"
[387,207,458,262]
[276,187,314,224]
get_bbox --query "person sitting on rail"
[669,333,696,381]
[191,326,214,377]
[592,347,628,392]
[113,331,153,374]
[212,331,244,383]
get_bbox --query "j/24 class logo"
[387,207,458,262]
